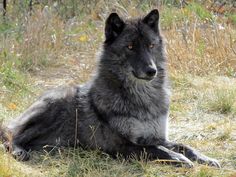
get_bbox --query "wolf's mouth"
[131,71,155,81]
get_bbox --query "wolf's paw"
[207,158,221,168]
[171,153,194,168]
[197,156,221,168]
[12,148,30,161]
[157,145,194,168]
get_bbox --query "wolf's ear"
[143,9,159,33]
[105,13,125,44]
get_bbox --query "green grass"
[230,14,236,25]
[0,61,27,91]
[187,2,213,21]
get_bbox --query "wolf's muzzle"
[145,66,157,78]
[132,65,157,81]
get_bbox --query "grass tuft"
[201,88,236,115]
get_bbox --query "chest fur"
[128,113,169,145]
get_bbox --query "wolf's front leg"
[162,141,220,168]
[117,144,193,168]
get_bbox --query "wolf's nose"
[145,67,157,77]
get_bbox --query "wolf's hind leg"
[11,144,30,161]
[3,141,30,161]
[7,127,39,161]
[164,141,220,168]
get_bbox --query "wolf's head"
[100,10,166,84]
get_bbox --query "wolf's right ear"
[143,9,160,34]
[105,13,125,44]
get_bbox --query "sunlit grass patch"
[204,117,234,142]
[195,166,217,177]
[0,149,43,177]
[200,88,236,115]
[0,151,21,177]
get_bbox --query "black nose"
[145,67,157,77]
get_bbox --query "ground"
[1,61,236,177]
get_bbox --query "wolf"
[0,9,220,168]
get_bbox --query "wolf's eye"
[127,44,133,50]
[149,44,155,49]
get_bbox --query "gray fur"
[0,10,220,168]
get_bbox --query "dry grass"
[0,1,236,177]
[167,24,236,76]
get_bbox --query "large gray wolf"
[0,9,220,168]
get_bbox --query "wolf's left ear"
[105,13,125,44]
[143,9,159,33]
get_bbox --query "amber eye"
[127,44,133,50]
[149,44,155,48]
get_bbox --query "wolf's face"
[102,10,165,82]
